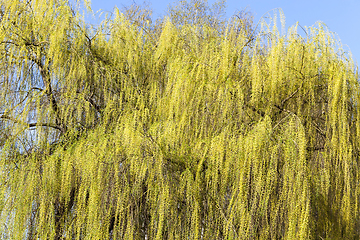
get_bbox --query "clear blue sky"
[87,0,359,65]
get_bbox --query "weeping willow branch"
[0,1,359,239]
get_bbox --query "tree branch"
[0,115,63,131]
[27,52,64,132]
[86,96,102,115]
[280,84,302,108]
[245,103,265,117]
[0,41,20,46]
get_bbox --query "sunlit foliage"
[0,0,359,239]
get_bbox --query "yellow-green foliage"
[0,0,359,239]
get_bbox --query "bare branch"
[26,51,63,132]
[0,41,20,46]
[0,115,63,131]
[280,84,302,107]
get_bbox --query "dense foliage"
[0,0,359,239]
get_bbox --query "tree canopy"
[0,0,359,239]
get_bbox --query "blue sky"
[87,0,359,65]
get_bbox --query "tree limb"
[26,52,64,132]
[0,115,63,131]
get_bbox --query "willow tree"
[1,0,359,239]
